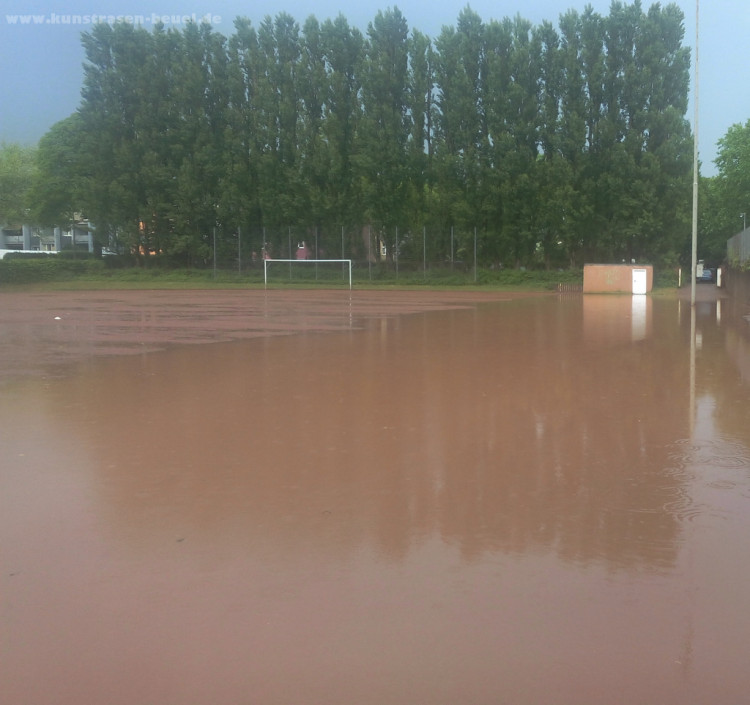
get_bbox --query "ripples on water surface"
[3,292,750,704]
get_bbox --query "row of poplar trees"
[35,2,693,268]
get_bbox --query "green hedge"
[0,257,107,284]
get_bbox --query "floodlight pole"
[690,0,699,307]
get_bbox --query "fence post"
[474,227,477,283]
[395,226,399,279]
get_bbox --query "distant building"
[0,220,95,254]
[583,264,653,294]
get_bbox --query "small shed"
[583,264,653,294]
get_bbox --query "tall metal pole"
[690,0,699,307]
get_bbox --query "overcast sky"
[1,0,748,175]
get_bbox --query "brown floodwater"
[2,289,750,704]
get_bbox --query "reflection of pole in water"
[682,300,697,677]
[631,295,647,341]
[690,306,696,438]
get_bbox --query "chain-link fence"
[219,225,490,282]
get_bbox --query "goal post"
[263,258,352,289]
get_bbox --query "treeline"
[33,2,693,268]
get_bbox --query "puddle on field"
[3,293,750,704]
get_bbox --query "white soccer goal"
[263,259,353,289]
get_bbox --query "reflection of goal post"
[263,259,352,289]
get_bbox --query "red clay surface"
[0,288,546,381]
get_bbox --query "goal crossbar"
[263,258,352,289]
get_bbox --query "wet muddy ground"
[0,289,542,382]
[2,287,750,704]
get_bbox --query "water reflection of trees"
[397,298,688,570]
[55,297,693,572]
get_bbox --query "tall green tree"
[707,120,750,264]
[697,175,733,265]
[298,15,330,230]
[36,3,694,269]
[533,21,574,268]
[555,10,592,265]
[597,1,691,262]
[135,23,183,257]
[166,21,225,263]
[320,15,364,230]
[79,21,150,249]
[714,120,750,230]
[434,7,497,265]
[226,17,264,234]
[484,16,541,266]
[0,143,37,226]
[28,115,84,228]
[403,27,433,239]
[358,7,411,235]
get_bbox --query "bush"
[56,250,101,260]
[0,257,106,284]
[0,256,590,291]
[653,267,680,288]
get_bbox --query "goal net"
[263,259,353,289]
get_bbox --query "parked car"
[699,267,714,283]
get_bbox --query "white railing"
[0,249,59,260]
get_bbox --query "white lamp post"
[690,0,699,306]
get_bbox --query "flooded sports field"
[2,287,750,704]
